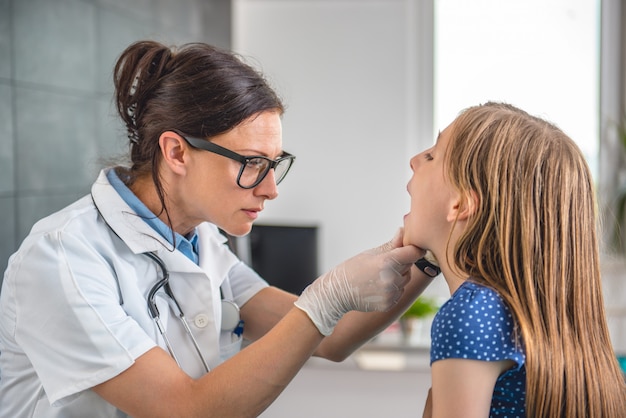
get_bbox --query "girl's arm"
[430,358,515,418]
[422,388,433,418]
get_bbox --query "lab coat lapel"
[196,223,240,289]
[91,169,169,255]
[91,170,206,272]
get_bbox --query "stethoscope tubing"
[144,251,211,372]
[91,192,238,374]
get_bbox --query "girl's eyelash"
[425,153,434,161]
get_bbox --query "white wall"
[232,0,434,274]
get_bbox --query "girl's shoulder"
[431,279,523,364]
[434,280,518,344]
[446,280,506,312]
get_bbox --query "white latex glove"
[294,229,422,336]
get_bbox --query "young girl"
[404,102,626,417]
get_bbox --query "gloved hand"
[294,229,422,336]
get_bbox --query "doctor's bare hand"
[294,229,422,336]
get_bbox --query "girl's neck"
[443,274,466,295]
[437,256,467,295]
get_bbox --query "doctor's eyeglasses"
[180,134,295,189]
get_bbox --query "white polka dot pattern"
[430,281,526,417]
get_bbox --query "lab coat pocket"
[219,332,243,363]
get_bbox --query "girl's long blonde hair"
[446,102,625,417]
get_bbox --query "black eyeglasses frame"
[177,133,295,189]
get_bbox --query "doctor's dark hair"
[112,39,284,216]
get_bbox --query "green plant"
[402,296,440,319]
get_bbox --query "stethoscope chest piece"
[221,299,240,332]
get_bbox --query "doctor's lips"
[242,207,262,219]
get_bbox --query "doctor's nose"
[254,169,279,200]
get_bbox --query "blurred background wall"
[0,0,231,275]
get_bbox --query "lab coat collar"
[91,168,170,255]
[91,168,235,282]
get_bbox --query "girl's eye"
[424,153,434,161]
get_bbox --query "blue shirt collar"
[107,169,199,264]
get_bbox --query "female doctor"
[0,40,435,418]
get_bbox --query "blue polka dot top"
[431,281,526,417]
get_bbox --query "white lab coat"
[0,168,269,418]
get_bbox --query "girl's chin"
[402,234,412,247]
[402,220,412,246]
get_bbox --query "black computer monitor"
[248,224,319,295]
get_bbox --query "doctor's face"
[182,111,286,236]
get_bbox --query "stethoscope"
[143,251,242,373]
[91,193,242,373]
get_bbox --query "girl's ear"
[159,131,189,175]
[447,190,478,222]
